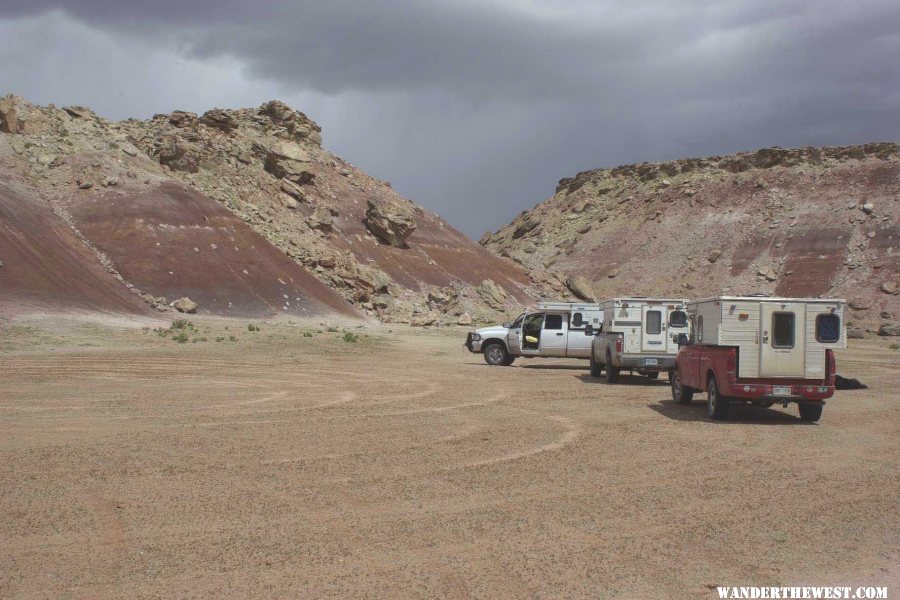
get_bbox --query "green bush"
[302,331,314,338]
[890,343,899,351]
[229,335,238,342]
[342,332,359,343]
[247,323,261,332]
[172,331,189,344]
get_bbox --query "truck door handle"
[556,332,564,336]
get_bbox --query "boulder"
[862,203,875,215]
[512,215,540,239]
[169,111,198,128]
[264,143,315,184]
[847,327,866,339]
[280,179,307,201]
[477,279,508,308]
[306,207,334,233]
[0,95,49,135]
[566,275,595,301]
[170,297,198,314]
[877,322,900,337]
[62,105,96,120]
[707,249,723,264]
[411,314,437,327]
[199,108,238,132]
[158,137,199,173]
[259,100,323,145]
[364,198,417,247]
[881,281,898,295]
[279,193,299,209]
[456,313,473,326]
[848,298,872,311]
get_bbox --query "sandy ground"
[1,315,898,599]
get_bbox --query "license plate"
[773,386,791,397]
[645,358,658,366]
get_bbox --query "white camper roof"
[536,302,602,311]
[601,297,689,305]
[688,296,846,305]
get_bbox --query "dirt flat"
[1,318,898,599]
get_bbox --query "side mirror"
[584,324,594,336]
[675,333,689,346]
[502,322,511,329]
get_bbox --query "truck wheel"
[589,351,602,377]
[483,342,509,366]
[501,355,516,366]
[798,403,823,422]
[671,369,694,404]
[706,376,730,420]
[605,352,619,384]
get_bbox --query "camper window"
[544,314,564,330]
[669,310,687,328]
[646,310,662,334]
[571,312,584,328]
[816,314,840,343]
[772,312,795,348]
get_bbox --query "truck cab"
[671,296,845,422]
[465,303,603,366]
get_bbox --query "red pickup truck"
[670,296,845,422]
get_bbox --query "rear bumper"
[615,355,676,370]
[721,380,834,402]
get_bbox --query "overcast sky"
[2,1,899,237]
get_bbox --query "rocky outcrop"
[878,322,900,337]
[0,95,540,323]
[363,198,417,247]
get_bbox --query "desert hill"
[0,95,550,322]
[482,144,900,335]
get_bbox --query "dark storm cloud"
[2,1,899,236]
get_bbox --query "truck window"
[816,314,840,343]
[669,310,687,328]
[511,313,526,329]
[571,312,584,328]
[544,314,564,330]
[772,312,795,348]
[646,310,662,334]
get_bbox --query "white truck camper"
[587,297,690,382]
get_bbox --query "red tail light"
[825,349,836,385]
[615,336,623,353]
[726,347,737,383]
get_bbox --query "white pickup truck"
[587,297,689,382]
[465,302,604,366]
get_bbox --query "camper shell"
[465,302,604,366]
[587,297,690,382]
[672,296,845,421]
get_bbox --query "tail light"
[726,347,737,383]
[615,336,623,353]
[825,349,836,385]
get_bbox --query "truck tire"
[706,375,730,420]
[483,342,509,366]
[501,354,516,366]
[605,351,619,384]
[589,350,603,377]
[671,368,694,404]
[798,403,823,422]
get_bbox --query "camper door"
[760,303,806,377]
[641,305,667,352]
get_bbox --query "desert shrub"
[302,331,314,338]
[247,323,261,332]
[229,335,238,342]
[326,326,339,333]
[342,332,359,343]
[890,343,899,351]
[172,331,189,344]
